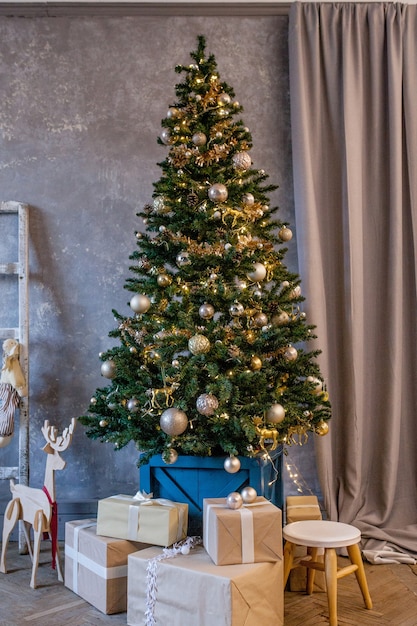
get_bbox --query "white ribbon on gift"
[111,494,185,542]
[204,501,266,564]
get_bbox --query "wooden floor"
[0,542,417,625]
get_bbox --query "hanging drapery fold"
[289,2,417,563]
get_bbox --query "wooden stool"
[283,520,373,626]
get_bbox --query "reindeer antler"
[42,418,76,452]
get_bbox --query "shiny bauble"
[153,196,169,214]
[176,251,191,267]
[130,294,151,314]
[172,359,180,368]
[160,129,171,145]
[217,93,231,106]
[157,274,172,287]
[232,151,252,171]
[192,132,207,146]
[163,448,179,464]
[226,491,243,509]
[266,403,286,423]
[278,226,293,242]
[272,311,290,326]
[199,303,215,320]
[241,486,258,504]
[250,356,262,371]
[188,334,211,355]
[284,346,298,361]
[290,285,302,299]
[167,107,180,119]
[224,455,241,474]
[99,419,108,428]
[247,262,267,282]
[307,376,323,395]
[208,183,228,203]
[316,420,329,436]
[127,397,139,413]
[101,360,116,379]
[90,397,97,405]
[229,302,244,317]
[196,393,219,416]
[160,408,188,436]
[242,192,255,206]
[253,312,268,328]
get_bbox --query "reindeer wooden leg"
[30,510,46,589]
[0,498,21,574]
[22,520,33,560]
[54,540,64,583]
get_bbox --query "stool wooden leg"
[306,547,318,595]
[283,541,295,587]
[346,543,373,609]
[324,548,338,626]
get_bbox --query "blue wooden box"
[139,450,283,535]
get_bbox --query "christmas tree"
[79,36,331,470]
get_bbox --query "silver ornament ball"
[284,346,298,361]
[160,129,171,145]
[130,294,151,314]
[160,408,188,436]
[241,486,258,504]
[266,403,286,423]
[229,302,244,317]
[196,393,219,416]
[176,251,191,267]
[192,132,207,146]
[208,183,228,203]
[242,193,255,206]
[232,151,252,171]
[224,455,241,474]
[226,491,243,509]
[101,360,116,379]
[199,303,215,320]
[127,397,139,413]
[217,93,231,106]
[247,262,267,282]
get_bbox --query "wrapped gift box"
[64,519,150,614]
[285,496,325,592]
[97,494,188,546]
[286,495,322,523]
[127,545,283,626]
[203,496,282,566]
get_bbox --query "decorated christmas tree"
[79,36,331,473]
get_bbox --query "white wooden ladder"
[0,202,29,537]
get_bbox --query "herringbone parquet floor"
[0,542,416,625]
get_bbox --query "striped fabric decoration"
[0,382,19,436]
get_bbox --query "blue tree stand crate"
[139,449,283,536]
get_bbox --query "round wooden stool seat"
[283,520,372,626]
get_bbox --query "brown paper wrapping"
[127,545,284,626]
[203,496,282,566]
[64,519,150,614]
[286,495,322,523]
[96,495,188,546]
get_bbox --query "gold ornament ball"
[188,334,211,355]
[232,151,252,171]
[250,356,263,371]
[254,312,268,328]
[307,376,323,395]
[160,407,188,436]
[217,93,231,106]
[192,132,207,146]
[316,420,330,436]
[272,311,290,326]
[163,448,179,464]
[157,274,172,287]
[279,226,293,242]
[245,330,256,344]
[226,491,243,509]
[167,107,180,119]
[196,393,219,416]
[224,455,241,474]
[199,303,215,320]
[266,403,286,423]
[242,192,255,206]
[130,294,151,314]
[241,486,258,504]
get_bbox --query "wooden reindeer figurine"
[0,417,76,588]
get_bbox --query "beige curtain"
[289,2,417,563]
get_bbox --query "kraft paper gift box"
[284,496,325,592]
[97,493,188,546]
[64,519,150,614]
[203,496,282,566]
[286,495,322,523]
[127,545,284,626]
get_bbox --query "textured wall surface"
[0,13,319,507]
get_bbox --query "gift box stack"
[64,489,284,624]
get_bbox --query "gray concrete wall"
[0,12,320,513]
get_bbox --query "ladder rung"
[0,467,18,480]
[0,262,19,274]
